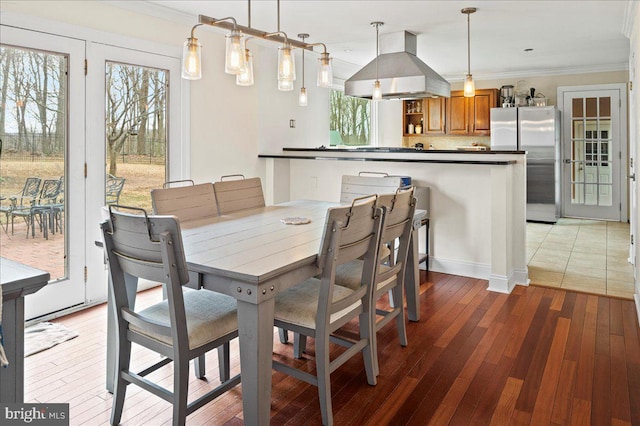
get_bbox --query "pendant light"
[462,7,476,97]
[298,33,309,106]
[182,26,203,80]
[236,43,254,86]
[371,21,384,101]
[182,0,333,94]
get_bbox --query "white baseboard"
[428,257,491,280]
[428,257,529,295]
[635,293,640,327]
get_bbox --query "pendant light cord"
[467,12,471,75]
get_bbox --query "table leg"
[237,298,275,425]
[404,227,420,322]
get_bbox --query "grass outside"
[0,159,165,218]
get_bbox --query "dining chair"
[272,195,383,426]
[151,181,218,223]
[213,174,265,214]
[100,206,241,426]
[334,187,416,374]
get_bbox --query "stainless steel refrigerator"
[490,106,561,223]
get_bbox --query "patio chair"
[100,206,241,426]
[10,178,61,238]
[106,175,126,205]
[0,177,41,234]
[213,175,265,214]
[272,196,383,426]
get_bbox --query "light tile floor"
[527,218,636,299]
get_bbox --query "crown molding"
[102,0,196,26]
[443,62,629,82]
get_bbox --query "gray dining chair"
[150,180,221,377]
[334,187,416,374]
[272,195,383,426]
[213,174,265,214]
[100,206,240,426]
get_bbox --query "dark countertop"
[282,147,525,154]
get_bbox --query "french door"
[0,26,86,319]
[85,43,184,303]
[560,87,625,220]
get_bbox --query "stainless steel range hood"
[345,31,450,99]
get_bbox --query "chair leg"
[315,332,333,426]
[359,311,378,384]
[217,343,230,382]
[392,285,408,347]
[173,358,189,426]
[193,355,205,380]
[110,338,132,426]
[278,327,289,344]
[293,333,307,359]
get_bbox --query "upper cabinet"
[446,89,499,136]
[402,98,445,136]
[403,88,499,137]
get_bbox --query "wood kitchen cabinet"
[402,98,446,136]
[446,88,499,136]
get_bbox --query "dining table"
[103,199,425,425]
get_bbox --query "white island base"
[260,149,528,294]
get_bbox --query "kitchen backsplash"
[401,135,491,150]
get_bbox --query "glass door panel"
[562,89,621,220]
[105,62,167,212]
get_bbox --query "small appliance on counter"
[490,106,561,223]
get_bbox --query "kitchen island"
[259,148,527,294]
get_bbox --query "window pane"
[105,62,167,211]
[0,45,68,280]
[572,98,583,118]
[599,97,611,117]
[329,90,371,146]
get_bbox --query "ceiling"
[141,0,631,81]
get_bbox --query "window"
[329,90,371,146]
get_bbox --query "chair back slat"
[214,177,265,214]
[378,188,416,243]
[318,196,381,269]
[103,209,189,285]
[151,183,218,221]
[340,174,404,204]
[106,175,126,205]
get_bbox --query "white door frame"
[557,83,628,222]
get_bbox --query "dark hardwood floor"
[24,271,640,425]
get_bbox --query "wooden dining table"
[104,199,425,425]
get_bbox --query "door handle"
[563,159,571,164]
[629,173,636,181]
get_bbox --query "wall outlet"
[289,119,295,128]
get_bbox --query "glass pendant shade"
[278,44,296,81]
[236,49,254,86]
[317,53,333,87]
[299,87,308,106]
[278,78,294,91]
[464,74,475,97]
[372,80,382,100]
[225,30,246,74]
[182,38,202,80]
